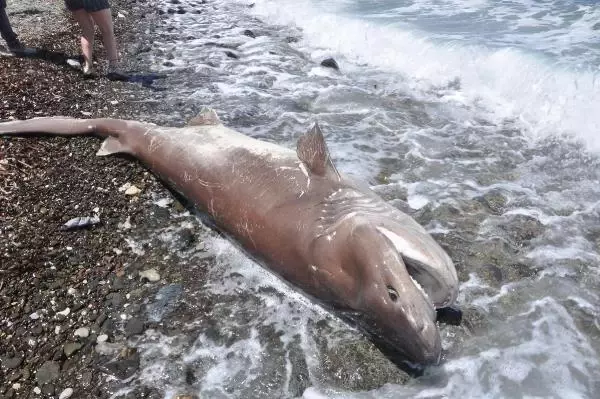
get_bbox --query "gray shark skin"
[0,109,459,366]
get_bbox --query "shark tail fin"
[0,117,96,136]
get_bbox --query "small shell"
[61,215,101,230]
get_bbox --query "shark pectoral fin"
[96,136,127,156]
[296,122,341,181]
[187,107,222,126]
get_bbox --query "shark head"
[312,215,458,366]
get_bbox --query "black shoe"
[7,40,36,56]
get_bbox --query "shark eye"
[387,285,398,302]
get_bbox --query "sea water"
[125,0,600,397]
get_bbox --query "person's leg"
[87,1,127,80]
[89,8,118,65]
[0,0,21,49]
[71,9,96,74]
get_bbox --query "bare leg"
[72,9,95,73]
[89,8,118,65]
[90,8,127,80]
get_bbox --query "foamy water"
[122,0,600,397]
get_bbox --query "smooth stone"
[125,317,145,337]
[2,354,24,369]
[59,388,73,399]
[35,361,60,385]
[41,384,55,396]
[97,334,108,343]
[124,185,141,196]
[74,327,89,338]
[64,342,83,357]
[99,349,140,379]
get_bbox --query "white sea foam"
[303,297,600,398]
[243,0,600,152]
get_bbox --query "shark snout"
[361,267,442,366]
[362,285,442,366]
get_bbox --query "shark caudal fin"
[0,117,96,136]
[1,117,157,157]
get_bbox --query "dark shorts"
[64,0,110,12]
[0,0,6,9]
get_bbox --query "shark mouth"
[408,273,435,310]
[376,226,451,309]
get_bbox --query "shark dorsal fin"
[296,122,341,180]
[187,107,222,126]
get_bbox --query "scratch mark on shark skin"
[238,217,257,250]
[148,136,161,153]
[195,178,224,189]
[298,162,311,190]
[209,198,218,219]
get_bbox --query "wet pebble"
[124,185,142,196]
[63,342,83,357]
[74,327,89,338]
[8,370,22,382]
[41,384,55,396]
[106,292,124,307]
[125,317,145,337]
[2,354,24,369]
[97,334,108,343]
[112,277,125,291]
[99,348,140,379]
[56,307,70,317]
[225,51,239,59]
[320,58,339,71]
